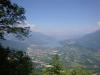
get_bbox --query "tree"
[0,0,30,39]
[43,54,66,75]
[0,0,35,75]
[0,45,34,75]
[51,55,64,75]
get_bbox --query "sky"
[12,0,100,38]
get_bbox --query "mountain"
[0,39,28,51]
[1,29,100,73]
[0,31,60,50]
[63,30,100,50]
[24,32,60,47]
[77,30,100,50]
[57,30,100,69]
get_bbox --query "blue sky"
[12,0,100,37]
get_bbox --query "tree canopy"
[0,45,34,75]
[0,0,30,39]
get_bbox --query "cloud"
[97,21,100,27]
[25,22,40,32]
[84,21,100,33]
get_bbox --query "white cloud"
[97,21,100,27]
[25,22,40,32]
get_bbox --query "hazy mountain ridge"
[0,39,29,51]
[59,30,100,69]
[0,31,60,50]
[77,30,100,50]
[63,30,100,50]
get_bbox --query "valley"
[0,30,100,74]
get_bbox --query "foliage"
[0,0,30,39]
[43,55,66,75]
[0,45,34,75]
[42,54,93,75]
[0,45,95,75]
[65,67,92,75]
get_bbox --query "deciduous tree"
[0,0,30,39]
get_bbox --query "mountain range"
[0,29,100,50]
[0,29,100,72]
[77,30,100,50]
[0,31,60,50]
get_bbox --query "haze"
[12,0,100,39]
